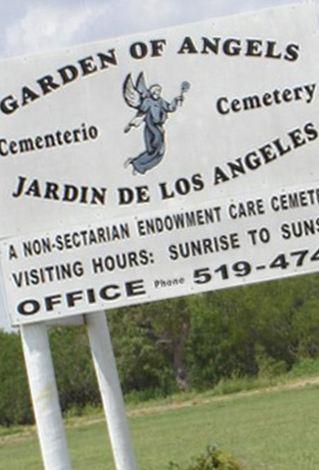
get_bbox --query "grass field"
[1,380,319,469]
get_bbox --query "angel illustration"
[123,72,190,175]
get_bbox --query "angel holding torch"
[123,72,190,174]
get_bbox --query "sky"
[0,0,308,58]
[0,0,311,331]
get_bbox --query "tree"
[108,297,193,394]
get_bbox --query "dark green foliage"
[49,326,99,413]
[0,326,99,426]
[108,297,192,395]
[187,289,260,387]
[0,331,32,426]
[168,444,242,469]
[187,276,319,387]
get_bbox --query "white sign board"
[1,4,319,326]
[0,4,317,239]
[2,180,319,325]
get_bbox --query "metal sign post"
[86,311,138,470]
[20,312,137,470]
[20,323,72,470]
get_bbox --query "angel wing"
[123,72,149,109]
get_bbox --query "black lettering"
[125,279,146,297]
[12,176,27,198]
[288,128,306,148]
[272,138,292,156]
[62,185,78,202]
[21,87,40,106]
[178,37,198,54]
[37,75,60,95]
[150,39,166,57]
[97,50,118,68]
[25,180,41,197]
[100,285,121,300]
[284,43,299,62]
[265,41,282,59]
[245,152,261,170]
[58,65,79,84]
[192,173,205,191]
[45,294,62,311]
[216,97,229,115]
[223,39,241,56]
[130,42,148,59]
[201,37,220,54]
[0,95,19,114]
[213,167,229,185]
[246,39,263,57]
[259,143,277,163]
[44,182,59,200]
[17,299,40,316]
[8,245,18,260]
[78,56,98,76]
[304,122,318,141]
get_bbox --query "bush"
[288,357,319,379]
[168,444,242,470]
[0,331,32,426]
[0,326,101,426]
[49,326,100,413]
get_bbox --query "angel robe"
[130,96,179,174]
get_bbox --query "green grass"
[1,383,319,469]
[287,357,319,379]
